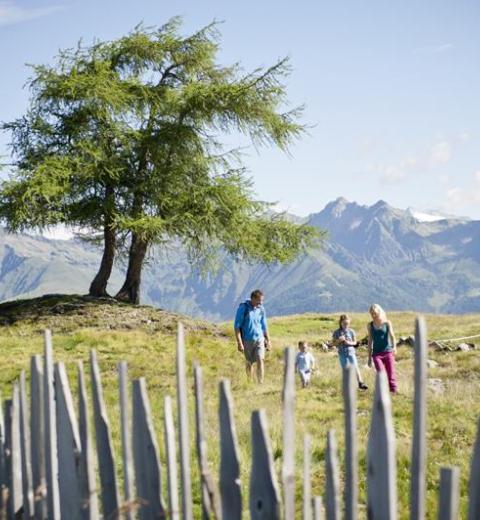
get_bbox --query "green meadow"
[0,306,479,519]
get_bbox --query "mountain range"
[1,198,479,320]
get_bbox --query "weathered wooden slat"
[411,316,427,520]
[219,379,242,520]
[367,371,397,520]
[4,399,13,520]
[55,362,82,519]
[0,392,6,516]
[193,363,221,519]
[164,395,180,520]
[282,346,296,520]
[132,378,165,519]
[313,497,324,520]
[468,418,480,520]
[303,434,312,520]
[118,361,134,520]
[30,355,47,519]
[10,384,23,518]
[89,349,119,518]
[176,322,193,520]
[43,330,60,520]
[77,362,99,520]
[438,467,460,520]
[342,364,357,520]
[19,370,34,518]
[325,430,340,520]
[249,410,281,519]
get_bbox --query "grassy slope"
[0,303,479,519]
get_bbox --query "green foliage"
[0,18,318,274]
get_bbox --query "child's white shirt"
[295,351,315,372]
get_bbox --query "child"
[367,304,397,393]
[332,314,368,390]
[295,341,316,388]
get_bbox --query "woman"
[367,304,397,393]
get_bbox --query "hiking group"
[234,289,398,393]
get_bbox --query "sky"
[1,0,480,219]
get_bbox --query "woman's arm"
[367,324,373,366]
[388,321,397,354]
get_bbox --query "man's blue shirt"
[234,300,267,342]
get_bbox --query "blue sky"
[1,0,480,218]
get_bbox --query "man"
[234,289,271,383]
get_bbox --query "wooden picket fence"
[0,317,479,519]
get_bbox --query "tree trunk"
[115,233,148,304]
[89,184,116,297]
[88,224,116,297]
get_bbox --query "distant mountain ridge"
[1,198,479,320]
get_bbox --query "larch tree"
[0,19,322,304]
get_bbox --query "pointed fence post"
[132,378,165,520]
[367,371,397,520]
[282,346,296,520]
[411,316,427,520]
[219,379,242,520]
[118,362,134,519]
[90,350,119,519]
[0,393,6,517]
[164,396,180,520]
[193,363,221,519]
[30,355,47,519]
[468,418,480,520]
[19,371,34,519]
[303,434,312,520]
[9,384,23,518]
[176,322,193,520]
[43,330,60,520]
[55,362,82,518]
[313,497,324,520]
[438,467,460,520]
[77,362,99,520]
[4,399,13,519]
[325,430,340,520]
[342,364,357,520]
[249,410,281,520]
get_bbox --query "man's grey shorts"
[243,339,265,364]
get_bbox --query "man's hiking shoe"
[358,382,368,390]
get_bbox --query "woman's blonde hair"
[369,303,387,322]
[339,314,350,327]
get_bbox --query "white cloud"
[439,174,449,185]
[441,170,480,212]
[0,1,64,27]
[273,201,307,216]
[380,165,407,183]
[459,132,471,142]
[413,43,453,56]
[377,159,416,183]
[445,185,480,209]
[373,142,451,185]
[429,141,451,165]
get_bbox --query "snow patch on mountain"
[406,208,468,223]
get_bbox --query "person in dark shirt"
[367,304,398,393]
